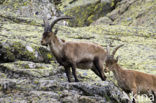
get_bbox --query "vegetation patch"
[0,41,53,63]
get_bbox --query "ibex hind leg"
[93,57,106,81]
[131,88,137,103]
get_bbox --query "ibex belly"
[77,61,93,70]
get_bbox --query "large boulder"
[0,41,53,63]
[0,66,130,103]
[0,0,60,19]
[0,60,131,103]
[0,0,5,4]
[91,16,113,25]
[107,0,156,29]
[62,0,114,27]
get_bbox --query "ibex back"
[41,16,107,82]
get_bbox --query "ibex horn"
[50,16,73,31]
[112,44,124,57]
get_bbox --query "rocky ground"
[0,0,156,103]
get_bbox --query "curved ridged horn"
[50,16,73,31]
[112,44,124,57]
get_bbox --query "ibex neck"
[111,64,123,80]
[49,36,64,58]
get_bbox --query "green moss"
[87,15,94,24]
[104,94,111,101]
[6,50,15,60]
[6,51,15,61]
[3,46,16,62]
[64,1,111,27]
[78,96,96,103]
[33,80,39,84]
[111,0,115,8]
[11,42,36,61]
[36,47,54,63]
[29,20,39,26]
[41,87,48,91]
[0,85,2,91]
[0,0,5,4]
[47,53,53,60]
[57,91,62,95]
[23,64,30,69]
[3,0,31,7]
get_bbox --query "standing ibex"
[41,16,108,82]
[105,44,156,103]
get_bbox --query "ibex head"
[41,16,73,46]
[105,44,124,71]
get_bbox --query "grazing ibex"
[105,44,156,103]
[41,16,108,82]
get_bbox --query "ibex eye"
[43,32,48,36]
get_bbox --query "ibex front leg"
[152,91,156,103]
[65,66,71,82]
[94,57,106,81]
[91,67,100,77]
[71,64,79,82]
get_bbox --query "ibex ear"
[115,56,119,63]
[106,45,110,55]
[54,28,58,35]
[43,16,50,32]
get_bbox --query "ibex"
[105,44,156,103]
[41,16,108,82]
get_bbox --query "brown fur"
[41,16,107,82]
[105,45,156,102]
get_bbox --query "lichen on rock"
[63,0,113,27]
[0,41,53,63]
[107,0,156,29]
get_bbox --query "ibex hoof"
[102,77,107,81]
[75,79,79,82]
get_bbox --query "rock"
[66,82,130,103]
[0,0,5,4]
[1,0,60,19]
[26,45,34,52]
[107,0,156,29]
[0,41,53,63]
[37,81,130,103]
[91,16,113,25]
[0,79,16,92]
[0,64,34,79]
[63,0,113,27]
[0,61,57,79]
[78,96,97,103]
[0,59,131,103]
